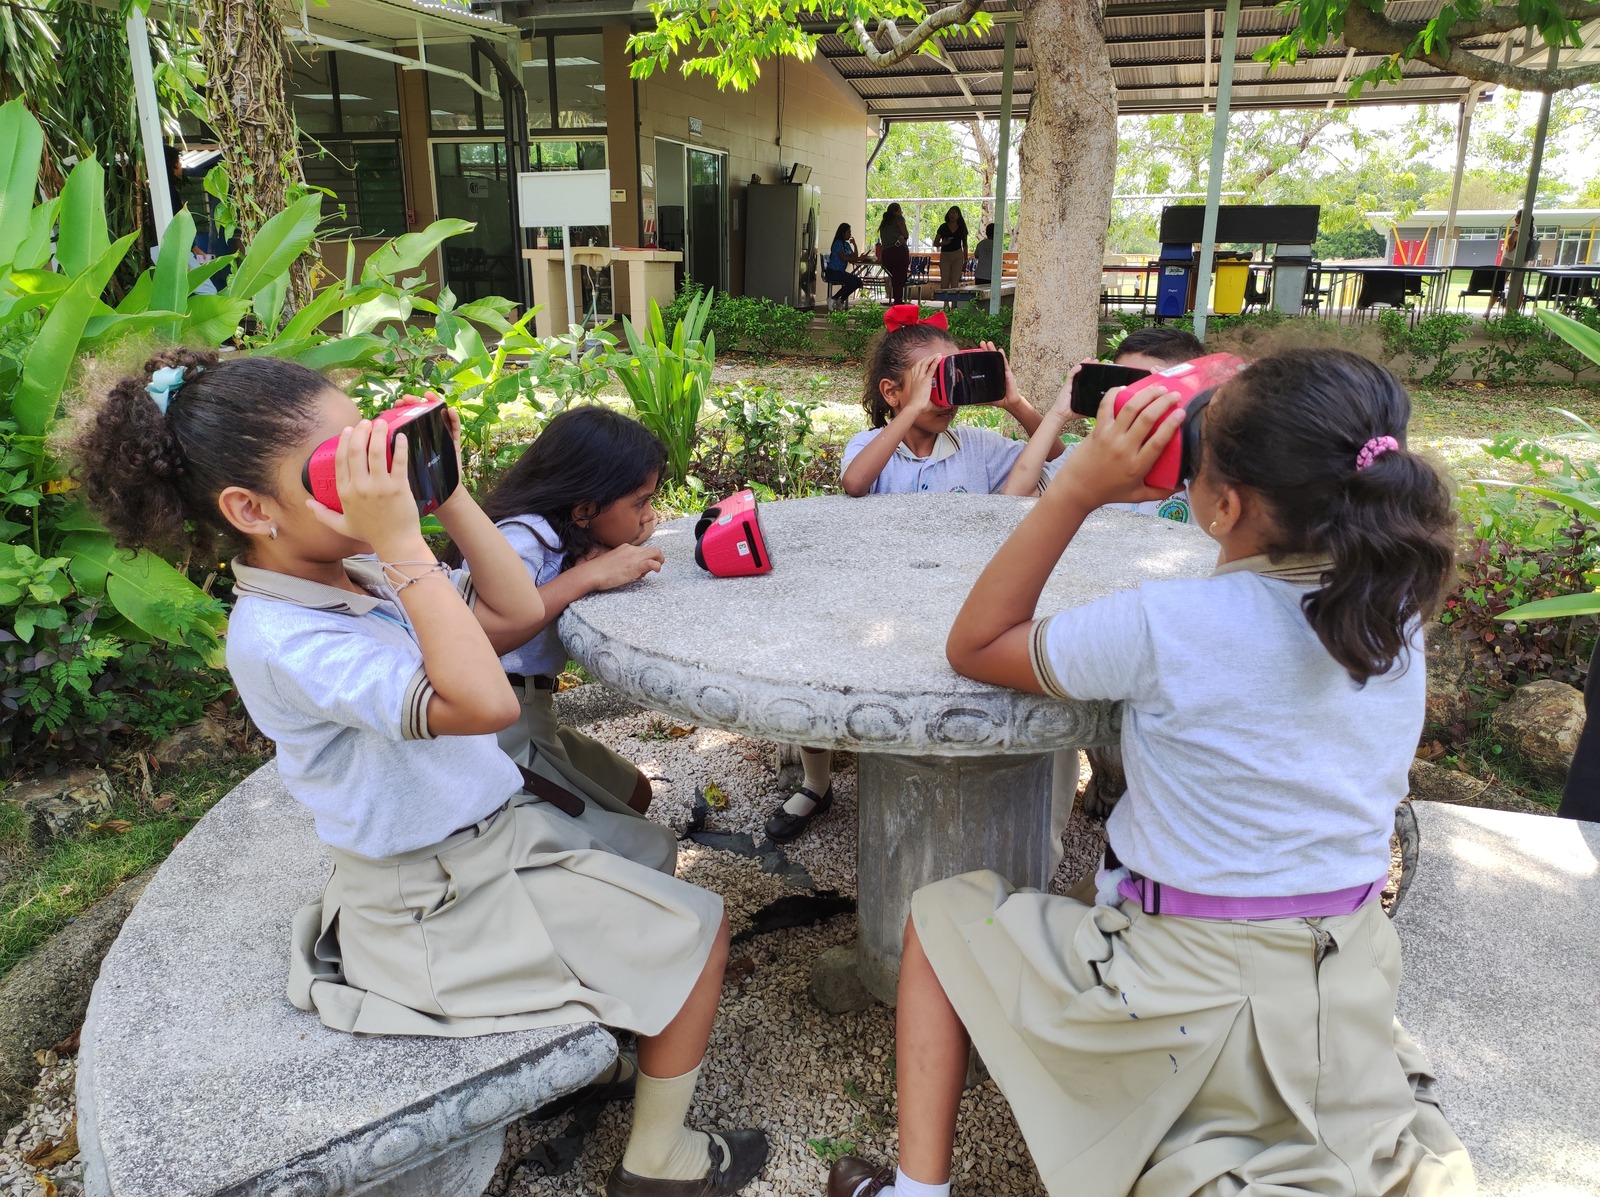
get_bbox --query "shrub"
[1404,312,1474,384]
[827,304,884,359]
[1469,313,1549,386]
[661,282,813,357]
[697,380,818,495]
[945,302,1012,350]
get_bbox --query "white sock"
[892,1170,950,1197]
[620,1065,710,1181]
[782,748,834,816]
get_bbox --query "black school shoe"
[763,785,834,843]
[606,1128,770,1196]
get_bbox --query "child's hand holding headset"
[306,418,428,557]
[977,340,1029,416]
[1051,382,1185,511]
[393,391,468,511]
[894,351,944,420]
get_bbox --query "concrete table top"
[1395,802,1600,1197]
[77,763,616,1197]
[560,494,1219,755]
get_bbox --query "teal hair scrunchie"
[145,365,189,416]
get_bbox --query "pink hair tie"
[1356,435,1399,471]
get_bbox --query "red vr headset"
[1107,352,1248,490]
[302,399,460,516]
[694,489,772,577]
[929,349,1008,408]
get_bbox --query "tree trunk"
[963,118,997,228]
[194,0,313,311]
[1010,0,1116,409]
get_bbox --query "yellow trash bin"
[1211,254,1251,315]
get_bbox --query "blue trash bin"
[1154,243,1194,317]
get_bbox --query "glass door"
[431,141,518,303]
[687,147,727,292]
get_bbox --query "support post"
[1192,0,1240,342]
[1441,89,1479,267]
[989,20,1017,317]
[126,9,174,245]
[1507,46,1560,311]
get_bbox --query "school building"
[1367,208,1600,268]
[167,0,874,316]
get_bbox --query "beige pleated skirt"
[499,682,642,814]
[287,777,722,1038]
[913,870,1477,1197]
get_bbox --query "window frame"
[525,30,608,133]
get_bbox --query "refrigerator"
[743,182,822,309]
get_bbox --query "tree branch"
[1342,3,1600,91]
[1411,1,1600,40]
[849,0,986,68]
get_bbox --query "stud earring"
[269,525,279,541]
[1208,520,1218,534]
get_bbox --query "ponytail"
[71,348,332,556]
[1204,350,1456,684]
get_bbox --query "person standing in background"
[878,204,911,304]
[933,206,969,291]
[973,223,996,287]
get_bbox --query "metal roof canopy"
[811,0,1600,121]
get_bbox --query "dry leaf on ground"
[22,1121,77,1168]
[666,724,697,739]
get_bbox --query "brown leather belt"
[448,764,584,837]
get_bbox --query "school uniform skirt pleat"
[912,870,1477,1197]
[499,683,644,818]
[286,795,722,1039]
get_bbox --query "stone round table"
[560,494,1217,1004]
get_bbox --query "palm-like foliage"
[610,291,717,486]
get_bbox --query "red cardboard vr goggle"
[1108,352,1248,490]
[302,399,460,516]
[694,489,772,577]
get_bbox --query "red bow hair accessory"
[883,304,949,333]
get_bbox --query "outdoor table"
[559,494,1217,1004]
[1321,263,1450,322]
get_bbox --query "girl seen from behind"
[458,405,666,817]
[72,353,768,1197]
[828,348,1475,1197]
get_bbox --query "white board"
[517,170,612,228]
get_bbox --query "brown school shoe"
[606,1128,769,1197]
[827,1156,895,1197]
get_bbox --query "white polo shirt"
[226,558,520,858]
[1030,554,1419,898]
[841,426,1027,495]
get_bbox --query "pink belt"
[1117,874,1385,920]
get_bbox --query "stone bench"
[1394,801,1600,1196]
[76,762,617,1197]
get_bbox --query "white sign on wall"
[517,169,611,228]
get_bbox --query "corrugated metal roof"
[810,0,1600,119]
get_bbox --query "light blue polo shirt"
[840,426,1026,495]
[496,514,570,679]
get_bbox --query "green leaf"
[67,533,225,659]
[13,232,137,438]
[181,294,253,345]
[1537,307,1600,370]
[1503,591,1600,620]
[150,208,198,337]
[275,280,362,342]
[53,503,105,534]
[255,335,385,371]
[360,219,474,283]
[56,156,111,279]
[224,193,324,301]
[0,99,45,270]
[0,516,26,541]
[13,196,59,272]
[345,291,412,337]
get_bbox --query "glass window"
[528,139,607,172]
[289,49,338,135]
[333,52,401,134]
[427,43,504,133]
[524,39,552,130]
[302,139,406,239]
[552,34,606,129]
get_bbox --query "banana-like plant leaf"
[360,218,474,283]
[256,335,386,371]
[276,280,364,342]
[0,99,45,270]
[64,531,225,663]
[56,156,111,279]
[345,291,412,336]
[253,273,289,331]
[13,196,59,272]
[60,530,110,597]
[1538,307,1600,369]
[181,294,253,345]
[150,208,197,338]
[14,232,136,437]
[1504,591,1600,620]
[224,193,323,301]
[82,310,190,346]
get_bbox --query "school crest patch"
[1157,495,1191,524]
